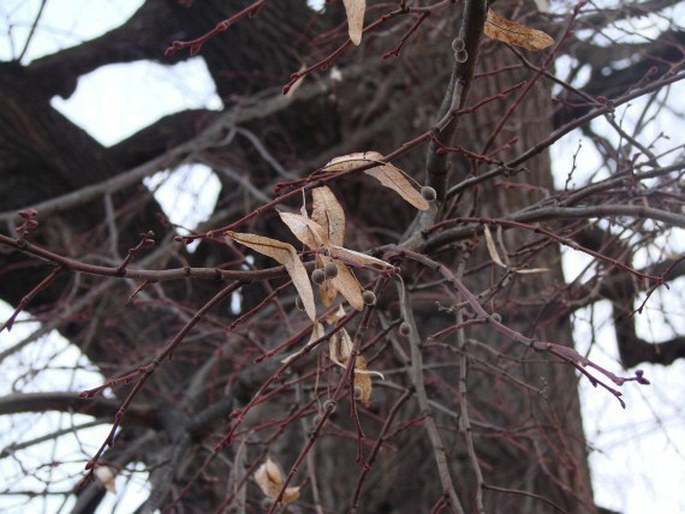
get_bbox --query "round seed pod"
[421,185,437,202]
[311,268,326,285]
[362,290,377,306]
[324,261,338,278]
[399,322,412,336]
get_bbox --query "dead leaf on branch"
[484,224,506,268]
[225,231,316,321]
[312,185,346,247]
[323,152,429,211]
[278,186,392,311]
[254,457,301,505]
[342,0,366,46]
[329,328,383,405]
[483,9,554,51]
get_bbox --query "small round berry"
[421,185,437,202]
[362,290,377,306]
[399,322,412,336]
[324,261,339,278]
[322,399,337,413]
[311,268,326,285]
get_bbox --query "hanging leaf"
[483,9,554,51]
[329,261,364,310]
[342,0,366,46]
[317,255,340,307]
[225,231,316,321]
[483,225,506,268]
[323,151,380,172]
[363,163,430,211]
[330,245,394,268]
[254,457,301,505]
[312,186,346,247]
[353,355,373,405]
[329,329,381,405]
[278,211,327,250]
[323,151,428,210]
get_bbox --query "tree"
[1,0,683,512]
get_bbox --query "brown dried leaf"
[364,162,429,211]
[330,245,393,268]
[342,0,366,45]
[329,328,354,367]
[278,211,327,250]
[353,356,373,405]
[318,255,339,307]
[329,261,364,310]
[323,151,381,172]
[514,267,550,274]
[225,231,315,320]
[254,457,301,505]
[312,186,346,247]
[484,8,554,51]
[483,225,506,268]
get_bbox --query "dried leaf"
[353,356,373,405]
[323,151,381,172]
[329,328,354,367]
[94,466,117,494]
[312,186,346,247]
[342,0,366,45]
[254,457,301,505]
[484,225,506,268]
[329,331,381,405]
[364,162,430,211]
[324,305,347,325]
[514,267,550,274]
[484,9,554,51]
[278,211,327,250]
[330,245,393,268]
[225,231,315,320]
[318,255,339,307]
[329,261,364,310]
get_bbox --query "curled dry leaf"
[94,466,117,494]
[329,260,364,311]
[278,211,327,250]
[225,231,316,321]
[484,9,554,51]
[254,457,301,505]
[330,244,394,268]
[483,225,506,268]
[514,267,550,274]
[329,329,383,405]
[312,186,346,247]
[342,0,366,45]
[353,355,373,405]
[323,152,428,210]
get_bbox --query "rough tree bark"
[1,0,683,513]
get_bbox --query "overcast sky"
[1,1,684,513]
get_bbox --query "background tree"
[1,0,684,512]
